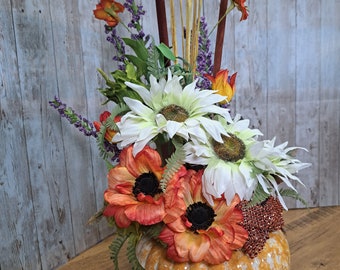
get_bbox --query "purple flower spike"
[49,96,97,138]
[124,0,146,40]
[196,16,213,89]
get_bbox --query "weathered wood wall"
[0,0,339,269]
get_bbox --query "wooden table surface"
[58,206,340,270]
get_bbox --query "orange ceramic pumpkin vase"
[136,230,290,270]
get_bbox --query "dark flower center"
[159,104,189,122]
[213,133,246,162]
[186,202,216,231]
[132,172,161,197]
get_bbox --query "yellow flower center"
[213,133,246,162]
[186,202,216,231]
[159,104,189,122]
[133,172,161,197]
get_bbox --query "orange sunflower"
[159,168,248,264]
[103,145,165,228]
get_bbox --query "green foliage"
[146,43,166,80]
[106,103,129,129]
[170,57,194,85]
[97,67,144,105]
[157,43,176,61]
[96,124,116,161]
[126,234,144,270]
[279,188,308,207]
[146,42,179,81]
[109,233,130,270]
[122,38,149,61]
[122,38,149,78]
[248,183,271,207]
[142,222,164,240]
[160,140,186,192]
[96,103,129,163]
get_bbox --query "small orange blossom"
[233,0,249,21]
[93,111,121,142]
[93,0,124,27]
[205,69,237,104]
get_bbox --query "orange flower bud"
[233,0,249,21]
[93,0,124,27]
[205,69,237,104]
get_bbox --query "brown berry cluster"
[237,196,284,258]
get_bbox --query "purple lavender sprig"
[196,16,213,89]
[106,27,126,70]
[49,96,97,138]
[124,0,146,40]
[104,140,120,163]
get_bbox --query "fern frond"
[105,103,130,130]
[96,103,129,162]
[146,43,164,80]
[248,184,271,207]
[96,125,115,160]
[279,188,308,207]
[109,233,130,270]
[126,234,144,270]
[142,223,164,239]
[160,140,186,192]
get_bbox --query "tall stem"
[213,0,229,76]
[155,0,169,46]
[170,0,177,63]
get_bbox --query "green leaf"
[122,38,149,61]
[125,54,147,77]
[97,68,144,104]
[157,43,176,61]
[125,62,138,80]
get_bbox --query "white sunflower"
[112,70,232,156]
[184,114,264,205]
[185,114,310,209]
[250,138,311,209]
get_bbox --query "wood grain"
[295,0,321,208]
[284,207,340,269]
[0,1,42,268]
[58,207,340,270]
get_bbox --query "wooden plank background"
[0,0,339,269]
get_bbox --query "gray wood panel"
[0,0,339,269]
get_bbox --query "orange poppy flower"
[103,145,165,228]
[93,111,121,142]
[93,0,125,27]
[233,0,249,21]
[159,169,248,264]
[205,69,237,104]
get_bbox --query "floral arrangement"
[50,0,310,269]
